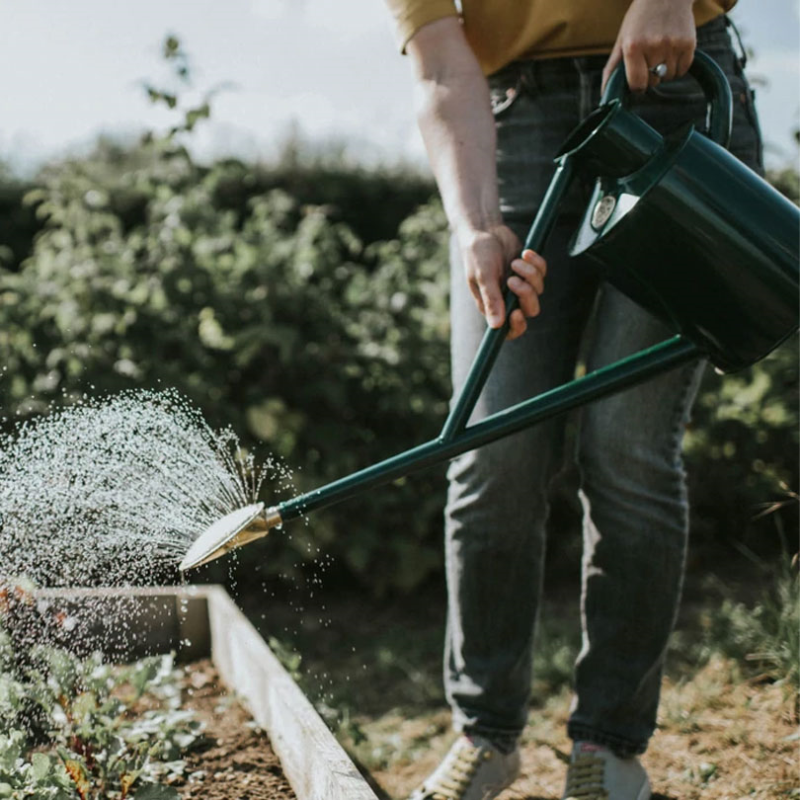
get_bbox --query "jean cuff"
[567,723,648,758]
[453,711,522,751]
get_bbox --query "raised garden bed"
[33,586,378,800]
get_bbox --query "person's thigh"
[447,58,603,535]
[444,58,602,736]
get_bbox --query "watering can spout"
[179,504,283,570]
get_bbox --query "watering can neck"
[556,100,667,180]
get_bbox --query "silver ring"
[649,63,668,79]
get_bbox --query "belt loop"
[575,58,594,120]
[524,59,539,98]
[725,15,747,70]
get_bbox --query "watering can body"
[562,54,799,373]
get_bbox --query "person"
[382,1,761,798]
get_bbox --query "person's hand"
[602,0,696,94]
[458,224,547,340]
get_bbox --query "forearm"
[406,17,545,338]
[409,29,502,242]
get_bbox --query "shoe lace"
[563,754,609,800]
[420,738,491,800]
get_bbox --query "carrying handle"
[600,50,733,148]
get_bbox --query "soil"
[246,583,797,800]
[176,659,297,800]
[366,658,798,799]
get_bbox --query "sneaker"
[408,734,521,800]
[562,742,651,800]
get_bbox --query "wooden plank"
[205,586,379,800]
[35,586,211,662]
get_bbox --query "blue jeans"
[444,16,762,757]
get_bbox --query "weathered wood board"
[35,585,379,800]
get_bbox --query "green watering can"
[180,51,800,571]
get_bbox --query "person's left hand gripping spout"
[407,17,547,340]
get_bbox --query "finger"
[508,275,541,318]
[623,42,649,93]
[647,55,677,87]
[521,248,547,277]
[467,276,485,316]
[675,46,695,78]
[602,39,624,95]
[506,308,527,341]
[478,279,506,329]
[510,259,544,296]
[663,56,679,82]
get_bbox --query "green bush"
[686,335,799,555]
[0,135,450,594]
[0,37,795,593]
[0,170,41,272]
[1,130,797,592]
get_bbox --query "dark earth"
[177,659,297,800]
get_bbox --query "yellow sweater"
[385,0,737,75]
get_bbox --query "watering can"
[179,51,800,571]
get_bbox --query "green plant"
[1,34,797,596]
[685,335,799,555]
[703,555,799,685]
[0,582,202,800]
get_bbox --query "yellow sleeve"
[383,0,460,52]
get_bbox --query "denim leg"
[567,17,764,755]
[568,288,705,755]
[444,56,597,741]
[445,222,594,741]
[444,13,764,751]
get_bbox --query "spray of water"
[0,389,279,587]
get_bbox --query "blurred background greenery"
[0,38,796,599]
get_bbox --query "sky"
[0,0,797,174]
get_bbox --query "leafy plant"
[0,35,796,595]
[0,581,201,799]
[696,555,799,686]
[685,335,799,555]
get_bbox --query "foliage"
[0,174,41,272]
[685,335,799,555]
[0,36,796,594]
[0,140,450,591]
[699,557,799,686]
[0,581,200,799]
[669,553,800,689]
[767,164,800,205]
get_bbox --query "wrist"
[453,218,504,248]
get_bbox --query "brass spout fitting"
[179,504,283,571]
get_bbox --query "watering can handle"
[600,49,733,149]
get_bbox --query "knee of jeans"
[577,403,685,493]
[446,436,553,546]
[449,424,559,486]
